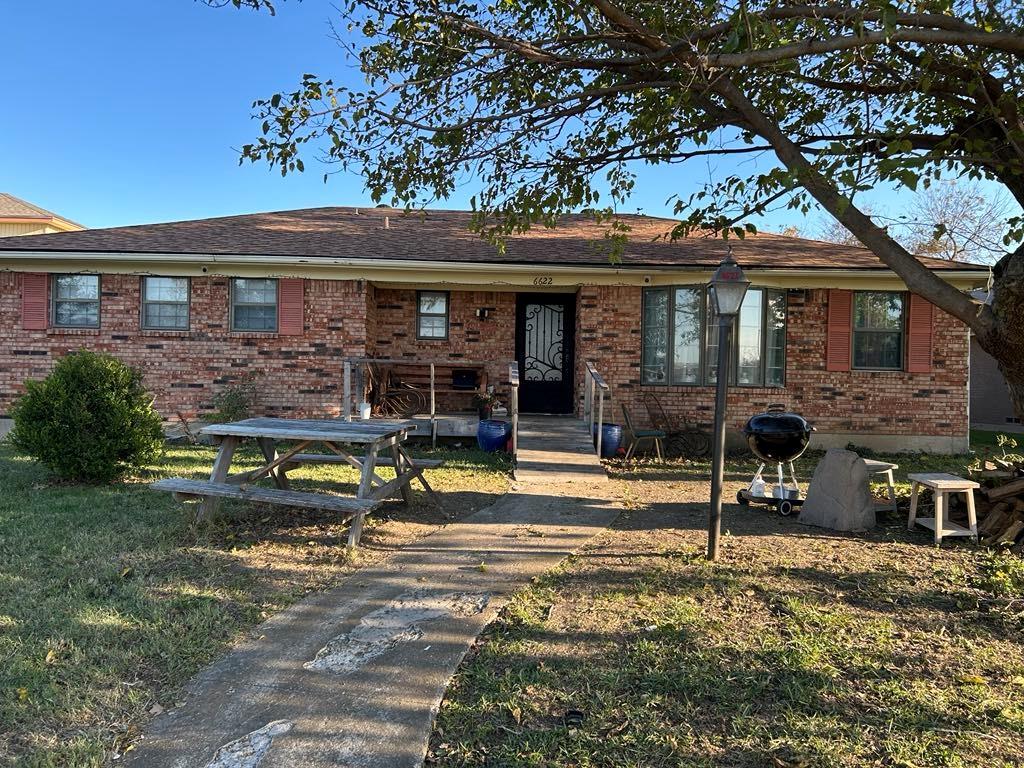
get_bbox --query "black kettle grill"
[742,405,814,463]
[738,404,815,515]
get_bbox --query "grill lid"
[742,404,813,437]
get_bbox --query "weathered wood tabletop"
[152,417,441,547]
[200,417,416,443]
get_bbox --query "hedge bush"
[9,350,164,483]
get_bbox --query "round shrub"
[9,350,164,483]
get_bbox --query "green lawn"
[430,440,1024,768]
[0,442,510,767]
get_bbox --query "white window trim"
[51,274,101,329]
[641,285,787,388]
[141,276,190,331]
[416,290,449,340]
[230,278,279,333]
[851,290,906,371]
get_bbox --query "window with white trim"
[642,286,786,387]
[417,290,449,339]
[852,291,904,370]
[52,274,100,328]
[231,278,278,332]
[141,277,189,330]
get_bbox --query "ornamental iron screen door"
[515,293,576,413]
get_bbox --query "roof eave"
[0,249,989,290]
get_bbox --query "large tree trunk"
[988,245,1024,423]
[1003,373,1024,425]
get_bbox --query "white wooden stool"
[863,458,899,514]
[907,472,979,544]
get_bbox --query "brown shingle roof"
[0,193,84,228]
[0,205,977,271]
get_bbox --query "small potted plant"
[472,389,502,421]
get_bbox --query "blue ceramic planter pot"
[477,419,511,452]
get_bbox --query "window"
[764,291,786,386]
[853,291,905,370]
[231,278,278,332]
[417,290,449,339]
[641,289,669,383]
[641,286,787,387]
[141,277,189,330]
[52,274,100,328]
[672,287,702,384]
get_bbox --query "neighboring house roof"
[0,206,978,272]
[0,193,85,231]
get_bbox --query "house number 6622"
[533,276,553,285]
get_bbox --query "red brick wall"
[368,287,516,410]
[0,273,368,418]
[0,274,970,443]
[575,285,969,439]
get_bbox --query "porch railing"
[583,361,609,458]
[508,361,519,460]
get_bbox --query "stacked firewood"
[969,439,1024,553]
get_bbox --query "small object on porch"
[738,406,814,515]
[596,423,623,459]
[358,401,372,420]
[477,419,511,452]
[862,458,900,513]
[472,388,502,421]
[150,417,439,548]
[451,369,480,391]
[798,449,876,531]
[907,472,980,544]
[640,392,711,458]
[621,405,664,462]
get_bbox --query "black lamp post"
[707,248,750,561]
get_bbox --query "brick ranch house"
[0,207,987,453]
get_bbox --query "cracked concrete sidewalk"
[123,477,620,768]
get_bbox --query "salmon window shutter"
[22,273,49,330]
[906,293,934,373]
[826,289,852,371]
[278,278,304,335]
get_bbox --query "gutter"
[0,249,991,278]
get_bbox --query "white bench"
[863,458,899,514]
[907,472,979,544]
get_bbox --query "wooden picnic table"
[151,417,442,547]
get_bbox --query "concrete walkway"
[125,429,617,767]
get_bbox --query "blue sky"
[2,1,913,234]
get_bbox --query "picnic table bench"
[151,417,442,547]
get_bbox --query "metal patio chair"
[621,404,666,462]
[641,392,711,459]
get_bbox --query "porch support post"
[586,371,594,436]
[355,362,365,412]
[343,359,352,421]
[430,362,437,448]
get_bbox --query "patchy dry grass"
[0,442,510,767]
[430,449,1024,768]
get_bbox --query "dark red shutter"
[22,273,48,330]
[278,278,304,335]
[826,289,852,371]
[906,293,934,373]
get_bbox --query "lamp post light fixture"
[707,247,750,561]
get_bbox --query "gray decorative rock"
[798,449,876,531]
